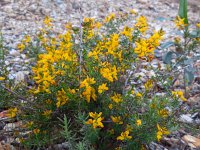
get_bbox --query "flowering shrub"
[1,10,197,149]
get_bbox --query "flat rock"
[179,114,193,124]
[182,135,200,149]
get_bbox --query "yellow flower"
[98,83,109,94]
[108,103,113,109]
[19,138,25,143]
[65,22,72,30]
[82,86,97,103]
[56,88,68,108]
[80,77,96,88]
[156,124,170,141]
[196,23,200,28]
[174,16,187,30]
[117,130,132,141]
[104,13,115,23]
[95,22,102,29]
[33,129,40,135]
[157,131,162,141]
[121,26,133,40]
[84,17,94,24]
[86,112,104,128]
[68,88,76,94]
[87,30,95,39]
[135,16,148,34]
[6,108,17,118]
[131,90,135,95]
[158,109,169,118]
[136,92,142,98]
[43,16,52,27]
[100,66,118,82]
[172,90,187,101]
[43,110,52,116]
[17,43,25,52]
[111,93,123,103]
[141,145,147,150]
[136,119,142,126]
[130,9,137,15]
[111,116,123,124]
[174,37,181,43]
[144,80,153,91]
[134,29,164,58]
[25,121,33,128]
[45,99,52,104]
[0,77,5,81]
[115,147,122,150]
[23,35,31,43]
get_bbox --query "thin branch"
[79,1,83,82]
[0,84,28,102]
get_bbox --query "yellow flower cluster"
[156,124,170,141]
[111,116,123,124]
[104,13,115,23]
[83,17,103,40]
[121,26,133,41]
[43,16,53,27]
[6,108,17,118]
[86,112,104,128]
[111,93,123,103]
[117,130,132,141]
[174,37,181,43]
[174,16,187,30]
[56,88,68,108]
[17,35,31,52]
[158,109,169,118]
[196,23,200,28]
[83,17,95,28]
[105,33,119,56]
[17,43,25,52]
[172,90,187,101]
[129,9,137,15]
[25,121,33,128]
[135,16,148,34]
[80,77,97,103]
[98,83,109,94]
[136,92,142,98]
[68,88,76,94]
[134,30,164,57]
[100,65,118,82]
[0,76,5,81]
[88,41,103,60]
[144,79,153,91]
[32,31,76,94]
[88,33,122,62]
[136,119,142,126]
[33,128,40,135]
[43,110,52,117]
[32,62,56,93]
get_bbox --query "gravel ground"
[0,0,199,48]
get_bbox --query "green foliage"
[0,32,4,61]
[178,0,188,24]
[163,51,174,64]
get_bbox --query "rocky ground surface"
[0,0,200,149]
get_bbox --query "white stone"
[179,114,193,123]
[9,49,20,56]
[15,71,25,84]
